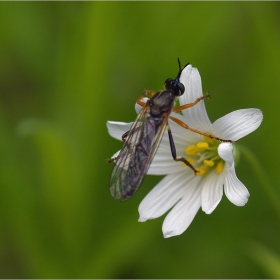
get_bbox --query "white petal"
[138,171,198,222]
[201,171,225,214]
[218,143,234,167]
[162,182,201,238]
[169,112,205,144]
[135,97,149,113]
[145,118,200,175]
[147,124,198,175]
[168,115,201,146]
[111,150,120,159]
[148,152,195,175]
[211,109,263,141]
[224,164,249,206]
[145,131,179,175]
[178,64,211,131]
[107,121,132,141]
[147,154,187,175]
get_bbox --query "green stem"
[237,144,280,216]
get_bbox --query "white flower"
[107,64,263,238]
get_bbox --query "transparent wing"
[110,105,168,201]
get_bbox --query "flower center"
[183,137,225,176]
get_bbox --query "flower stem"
[238,144,280,216]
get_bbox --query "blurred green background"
[0,2,280,278]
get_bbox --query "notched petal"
[218,143,234,166]
[162,184,201,238]
[178,65,211,131]
[107,121,132,141]
[224,165,250,206]
[212,109,263,141]
[201,172,224,214]
[138,172,194,222]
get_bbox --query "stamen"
[196,167,208,176]
[204,159,214,167]
[184,138,224,176]
[215,161,224,174]
[196,142,209,150]
[185,145,198,156]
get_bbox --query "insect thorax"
[149,90,175,117]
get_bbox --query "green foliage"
[248,241,280,278]
[0,2,279,278]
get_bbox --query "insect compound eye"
[175,82,185,96]
[164,78,185,96]
[164,78,173,90]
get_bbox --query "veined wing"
[110,104,168,201]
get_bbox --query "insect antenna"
[177,58,189,78]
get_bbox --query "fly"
[109,59,232,201]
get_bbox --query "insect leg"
[136,90,155,107]
[167,125,198,174]
[108,131,131,163]
[107,156,117,163]
[122,130,129,141]
[169,116,233,143]
[122,125,143,142]
[172,93,210,112]
[109,125,142,163]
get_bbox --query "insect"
[109,59,232,201]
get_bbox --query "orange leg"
[172,93,210,112]
[136,90,155,107]
[169,115,233,143]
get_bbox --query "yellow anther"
[215,161,224,174]
[204,159,214,167]
[181,158,194,167]
[196,167,208,176]
[185,145,198,156]
[187,158,194,164]
[196,142,209,150]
